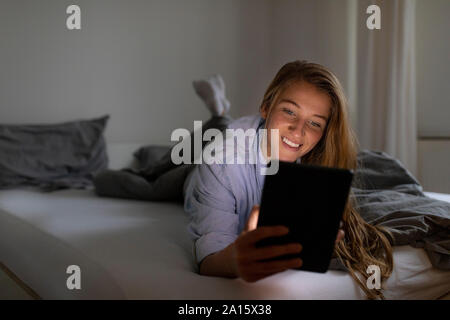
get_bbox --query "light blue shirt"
[183,113,300,265]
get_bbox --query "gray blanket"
[94,148,450,270]
[352,150,450,270]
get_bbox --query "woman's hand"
[230,205,345,283]
[229,205,302,282]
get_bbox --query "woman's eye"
[309,120,321,128]
[282,108,295,116]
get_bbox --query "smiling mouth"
[281,136,302,151]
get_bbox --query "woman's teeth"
[282,136,301,148]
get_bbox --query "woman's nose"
[289,119,306,137]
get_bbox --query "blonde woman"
[182,60,393,299]
[95,60,394,299]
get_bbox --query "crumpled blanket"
[351,150,450,270]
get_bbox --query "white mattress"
[0,189,449,300]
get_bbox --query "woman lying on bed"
[95,60,394,299]
[184,61,394,299]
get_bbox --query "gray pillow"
[0,115,109,191]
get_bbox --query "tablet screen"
[256,161,353,273]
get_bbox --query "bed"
[0,143,449,300]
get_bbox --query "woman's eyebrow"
[280,99,328,121]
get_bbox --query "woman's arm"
[199,205,303,282]
[186,164,345,281]
[199,205,345,282]
[198,205,260,278]
[199,243,237,278]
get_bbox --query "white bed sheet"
[0,189,449,300]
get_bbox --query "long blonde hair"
[260,60,393,299]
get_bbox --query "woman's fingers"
[243,205,260,233]
[235,221,346,283]
[240,258,303,282]
[246,243,302,261]
[234,225,302,282]
[335,229,345,244]
[242,225,289,247]
[258,257,303,274]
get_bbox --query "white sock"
[193,74,230,116]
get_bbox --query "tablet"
[256,161,353,273]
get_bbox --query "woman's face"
[261,81,331,162]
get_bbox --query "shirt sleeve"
[184,163,239,265]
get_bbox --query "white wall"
[415,0,450,192]
[0,0,272,144]
[0,0,354,145]
[416,0,450,138]
[1,0,448,192]
[270,0,352,93]
[418,140,450,193]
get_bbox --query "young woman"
[182,60,394,299]
[95,60,393,299]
